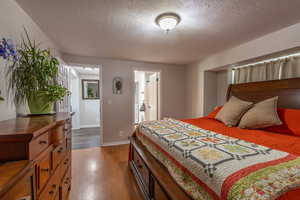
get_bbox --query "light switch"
[107,99,112,104]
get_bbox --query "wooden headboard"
[226,78,300,109]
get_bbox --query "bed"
[129,78,300,200]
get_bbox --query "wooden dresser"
[0,112,73,200]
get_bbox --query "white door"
[145,73,158,121]
[70,72,80,129]
[134,82,140,123]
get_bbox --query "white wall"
[0,0,59,121]
[63,54,186,144]
[186,22,300,118]
[185,62,203,118]
[216,70,228,106]
[79,74,100,128]
[200,70,228,116]
[203,71,217,116]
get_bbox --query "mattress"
[136,117,300,200]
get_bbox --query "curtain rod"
[232,52,300,70]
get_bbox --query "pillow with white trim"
[238,96,282,129]
[215,96,253,127]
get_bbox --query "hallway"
[72,128,101,149]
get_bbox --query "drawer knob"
[41,168,49,172]
[58,147,63,153]
[39,140,47,145]
[52,184,57,188]
[49,190,54,195]
[64,159,69,165]
[137,164,143,168]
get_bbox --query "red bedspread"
[182,117,300,200]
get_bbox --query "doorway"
[134,71,161,123]
[69,65,102,149]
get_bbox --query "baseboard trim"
[80,125,100,128]
[102,140,130,147]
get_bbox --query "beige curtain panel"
[281,57,300,79]
[234,56,300,84]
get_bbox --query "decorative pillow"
[207,106,223,119]
[215,96,253,127]
[239,96,282,129]
[264,108,300,136]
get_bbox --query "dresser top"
[0,112,73,142]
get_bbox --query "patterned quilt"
[137,118,300,200]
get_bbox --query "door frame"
[68,63,103,146]
[69,69,81,130]
[133,69,162,124]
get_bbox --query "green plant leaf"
[6,28,70,104]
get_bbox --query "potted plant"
[6,31,70,114]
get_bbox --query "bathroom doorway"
[134,71,161,123]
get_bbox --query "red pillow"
[207,106,223,119]
[263,108,300,136]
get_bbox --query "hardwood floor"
[72,128,101,149]
[71,144,143,200]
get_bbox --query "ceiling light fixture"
[155,13,181,32]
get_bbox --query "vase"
[27,94,54,114]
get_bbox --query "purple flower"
[0,44,5,57]
[0,38,18,62]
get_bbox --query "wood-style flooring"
[71,144,143,200]
[72,128,101,149]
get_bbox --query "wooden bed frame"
[129,78,300,200]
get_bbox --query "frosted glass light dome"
[156,13,180,32]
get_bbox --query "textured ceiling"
[17,0,300,64]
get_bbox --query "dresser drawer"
[60,167,71,200]
[36,148,51,192]
[61,153,71,177]
[1,167,35,200]
[133,149,149,190]
[54,192,59,200]
[51,125,65,146]
[65,118,72,130]
[64,118,72,137]
[65,130,72,139]
[39,164,62,200]
[66,137,72,152]
[52,142,66,171]
[29,132,49,160]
